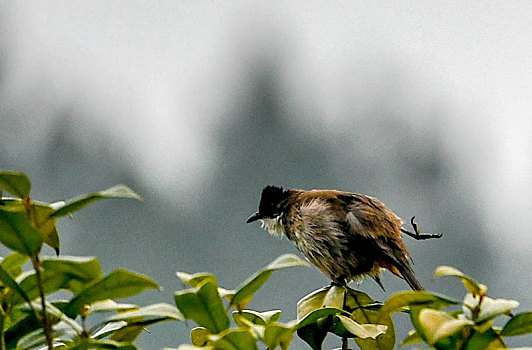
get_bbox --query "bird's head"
[247,185,288,223]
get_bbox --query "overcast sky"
[2,1,530,251]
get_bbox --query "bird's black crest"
[259,185,286,211]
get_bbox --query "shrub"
[1,171,531,349]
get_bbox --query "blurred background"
[1,1,531,348]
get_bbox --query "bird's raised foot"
[401,216,442,240]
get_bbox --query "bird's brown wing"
[337,193,424,290]
[338,193,403,239]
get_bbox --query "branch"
[31,256,54,349]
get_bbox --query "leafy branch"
[1,171,531,349]
[0,171,171,349]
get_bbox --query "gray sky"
[3,1,531,250]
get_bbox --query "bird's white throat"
[260,216,285,238]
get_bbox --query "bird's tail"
[398,265,424,291]
[380,260,425,291]
[377,238,425,291]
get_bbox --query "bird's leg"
[330,275,348,288]
[372,275,386,292]
[401,216,442,240]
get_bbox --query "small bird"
[247,186,440,291]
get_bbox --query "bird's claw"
[401,216,442,240]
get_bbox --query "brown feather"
[252,187,424,290]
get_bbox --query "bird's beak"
[246,212,263,223]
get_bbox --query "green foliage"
[50,185,142,218]
[295,285,393,350]
[0,171,174,350]
[0,210,43,256]
[175,279,230,334]
[379,266,532,349]
[0,172,31,200]
[174,254,307,349]
[1,171,531,349]
[502,312,532,337]
[171,249,532,350]
[228,254,308,311]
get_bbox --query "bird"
[247,186,441,291]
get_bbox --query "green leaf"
[462,293,519,322]
[297,315,334,350]
[343,288,376,311]
[174,280,230,333]
[0,263,32,305]
[0,172,31,199]
[16,322,78,350]
[295,285,349,350]
[68,339,138,350]
[407,304,432,344]
[43,255,102,292]
[335,315,387,339]
[401,329,424,346]
[233,310,282,327]
[464,328,506,350]
[418,308,474,345]
[0,252,29,278]
[108,324,144,342]
[29,300,83,333]
[106,303,183,323]
[435,265,487,296]
[14,271,65,306]
[265,254,309,270]
[218,287,236,302]
[297,285,346,321]
[262,322,294,350]
[354,311,395,349]
[3,312,41,347]
[13,256,103,305]
[0,198,25,213]
[296,307,345,330]
[294,285,351,349]
[87,300,139,315]
[0,210,42,256]
[99,318,169,341]
[209,328,258,350]
[92,321,128,339]
[345,288,396,350]
[230,254,307,310]
[502,311,532,336]
[176,272,217,287]
[176,346,212,350]
[65,270,158,318]
[0,201,60,254]
[380,290,458,316]
[50,184,142,218]
[104,320,164,343]
[29,202,60,254]
[191,327,211,347]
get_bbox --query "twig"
[342,288,349,350]
[32,256,54,349]
[0,319,5,350]
[342,336,349,350]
